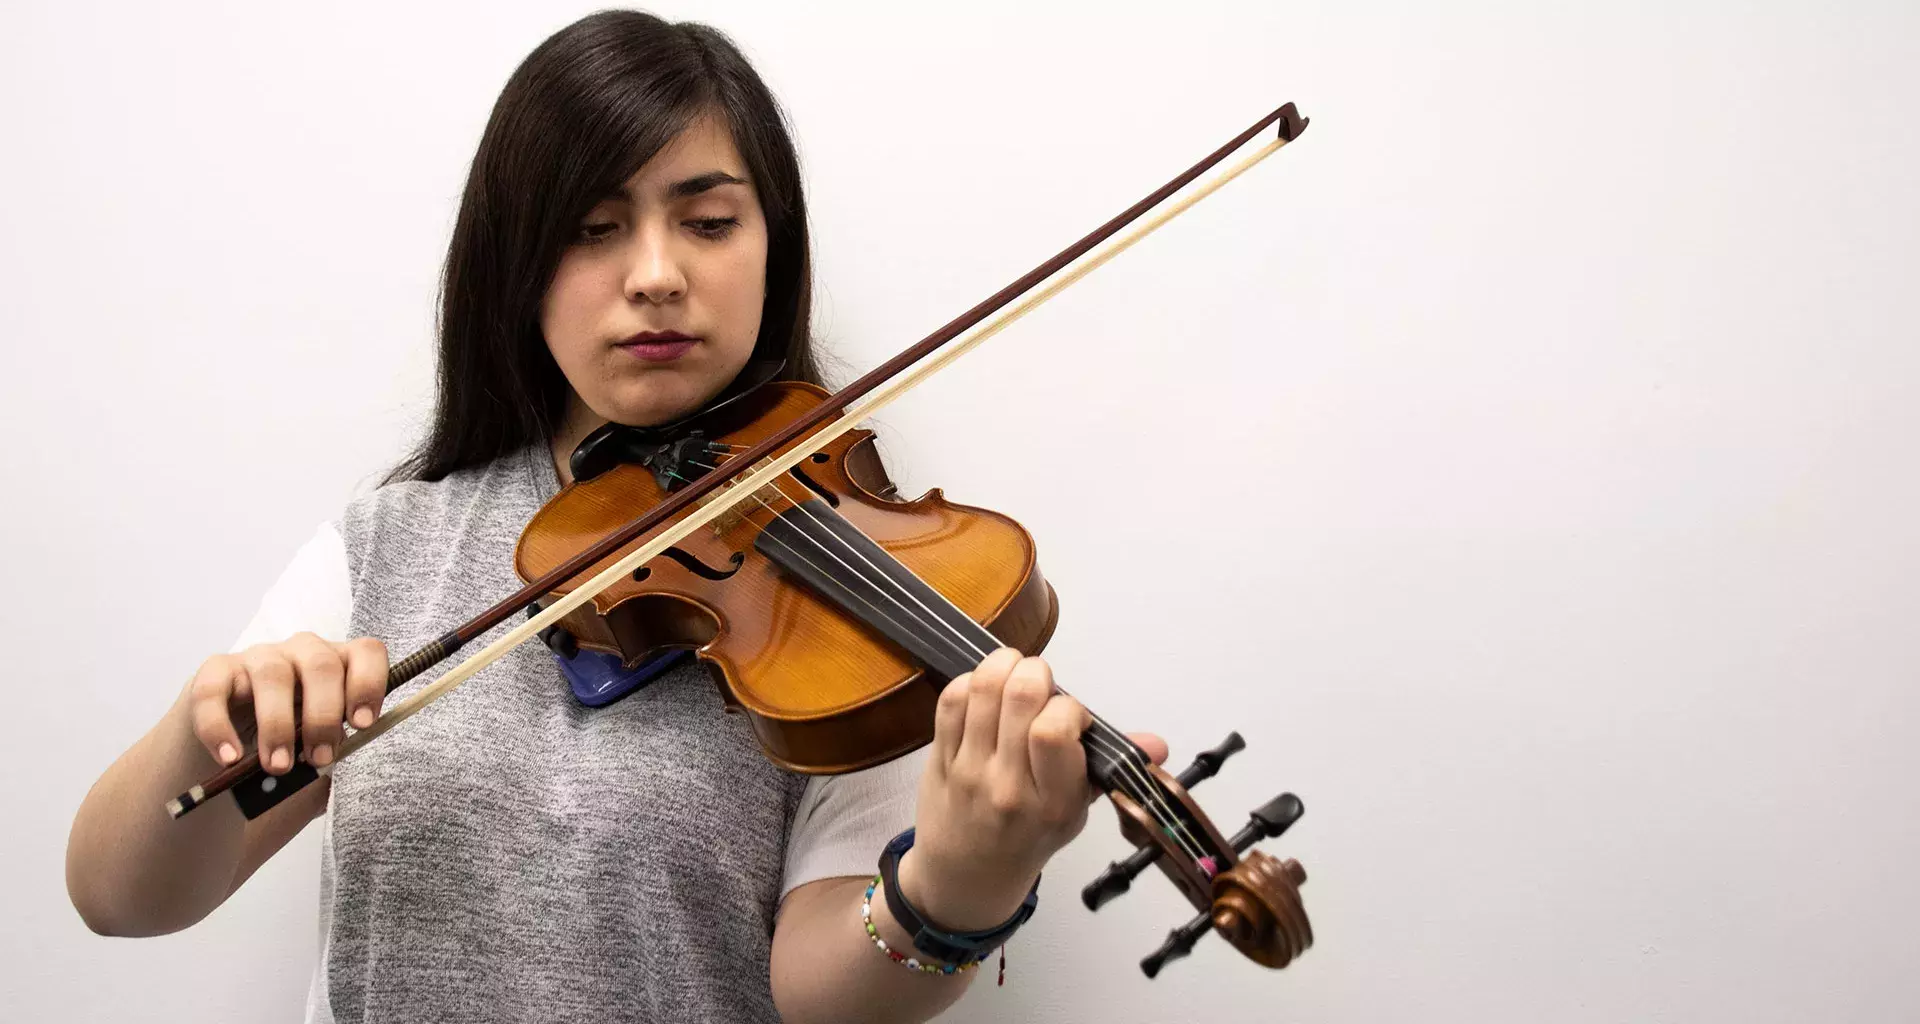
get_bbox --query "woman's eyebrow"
[597,171,750,204]
[665,171,750,198]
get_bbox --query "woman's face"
[541,113,768,434]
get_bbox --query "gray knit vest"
[318,445,806,1023]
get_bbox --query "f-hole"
[791,453,838,507]
[658,548,746,581]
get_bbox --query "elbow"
[66,840,134,937]
[65,820,166,938]
[67,873,171,938]
[66,862,127,937]
[65,862,185,938]
[73,900,123,937]
[66,780,131,936]
[65,822,114,935]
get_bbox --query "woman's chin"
[585,353,753,428]
[599,383,726,428]
[605,403,694,428]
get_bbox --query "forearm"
[771,651,1154,1022]
[66,693,250,936]
[770,875,978,1024]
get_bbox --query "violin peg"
[1230,792,1306,853]
[1175,731,1246,789]
[1141,907,1216,979]
[1251,792,1305,838]
[1082,845,1162,911]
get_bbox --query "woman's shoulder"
[338,449,545,570]
[342,451,532,534]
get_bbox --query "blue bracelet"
[876,827,1039,966]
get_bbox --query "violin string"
[662,469,977,669]
[703,465,986,671]
[706,465,1164,789]
[680,459,1212,864]
[665,469,987,677]
[675,467,1173,821]
[684,457,1179,796]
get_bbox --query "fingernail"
[217,743,239,765]
[270,747,291,772]
[311,744,333,767]
[352,707,374,728]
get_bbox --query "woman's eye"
[576,222,617,244]
[686,217,739,239]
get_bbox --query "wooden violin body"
[515,382,1059,773]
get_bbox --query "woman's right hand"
[183,633,389,773]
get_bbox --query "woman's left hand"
[899,647,1167,931]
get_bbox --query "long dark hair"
[390,10,821,483]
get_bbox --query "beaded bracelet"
[862,875,1007,985]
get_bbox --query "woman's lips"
[616,332,698,362]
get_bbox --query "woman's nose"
[624,227,687,305]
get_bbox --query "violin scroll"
[1082,733,1312,977]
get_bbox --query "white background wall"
[4,2,1916,1021]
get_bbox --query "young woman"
[64,10,1164,1024]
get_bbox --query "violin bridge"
[696,457,788,535]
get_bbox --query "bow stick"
[169,102,1308,820]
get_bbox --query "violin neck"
[753,494,1152,785]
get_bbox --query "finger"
[1127,731,1170,767]
[186,655,245,766]
[958,647,1022,766]
[930,674,970,774]
[337,637,389,730]
[994,657,1056,789]
[242,647,298,775]
[1028,694,1094,816]
[286,633,344,767]
[229,666,257,745]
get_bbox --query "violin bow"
[169,101,1306,821]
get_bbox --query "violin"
[522,381,1058,775]
[169,102,1314,977]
